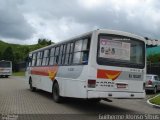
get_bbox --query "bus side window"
[73,40,83,64]
[62,44,66,65]
[65,43,71,65]
[73,38,90,65]
[36,52,40,66]
[82,38,90,64]
[36,51,43,66]
[32,53,37,66]
[46,49,50,65]
[69,43,74,64]
[58,45,64,65]
[55,47,60,64]
[42,49,49,66]
[49,47,55,65]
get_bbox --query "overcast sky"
[0,0,160,44]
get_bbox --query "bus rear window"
[97,34,145,69]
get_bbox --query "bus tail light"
[88,79,96,88]
[148,80,152,85]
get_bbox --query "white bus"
[0,60,12,78]
[26,29,146,103]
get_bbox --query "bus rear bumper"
[87,91,145,99]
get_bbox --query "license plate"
[117,84,127,88]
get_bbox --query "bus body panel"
[87,65,145,92]
[56,65,87,98]
[28,65,89,98]
[85,30,146,98]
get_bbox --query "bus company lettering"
[129,74,141,79]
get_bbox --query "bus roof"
[30,30,94,54]
[98,29,145,41]
[30,29,145,54]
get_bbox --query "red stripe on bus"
[31,70,48,76]
[31,66,58,80]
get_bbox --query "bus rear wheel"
[52,82,63,103]
[29,78,36,92]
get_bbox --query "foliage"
[12,71,25,76]
[0,51,2,59]
[147,54,160,63]
[149,95,160,105]
[0,39,54,71]
[2,46,14,61]
[38,38,53,45]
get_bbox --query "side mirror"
[25,57,32,68]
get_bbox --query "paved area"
[0,76,159,119]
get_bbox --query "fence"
[13,61,26,72]
[147,62,160,75]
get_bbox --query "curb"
[147,94,160,108]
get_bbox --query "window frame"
[31,53,37,67]
[36,51,44,66]
[49,47,56,65]
[42,49,50,66]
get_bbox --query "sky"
[0,0,160,45]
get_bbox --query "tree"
[0,51,2,60]
[2,46,14,61]
[24,46,30,55]
[147,53,160,63]
[38,38,52,45]
[14,52,21,63]
[19,46,30,60]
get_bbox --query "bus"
[26,29,146,103]
[0,60,12,78]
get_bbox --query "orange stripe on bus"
[97,69,121,81]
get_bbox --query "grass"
[149,95,160,105]
[147,92,160,99]
[12,71,25,76]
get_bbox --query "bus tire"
[29,78,36,92]
[52,82,62,103]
